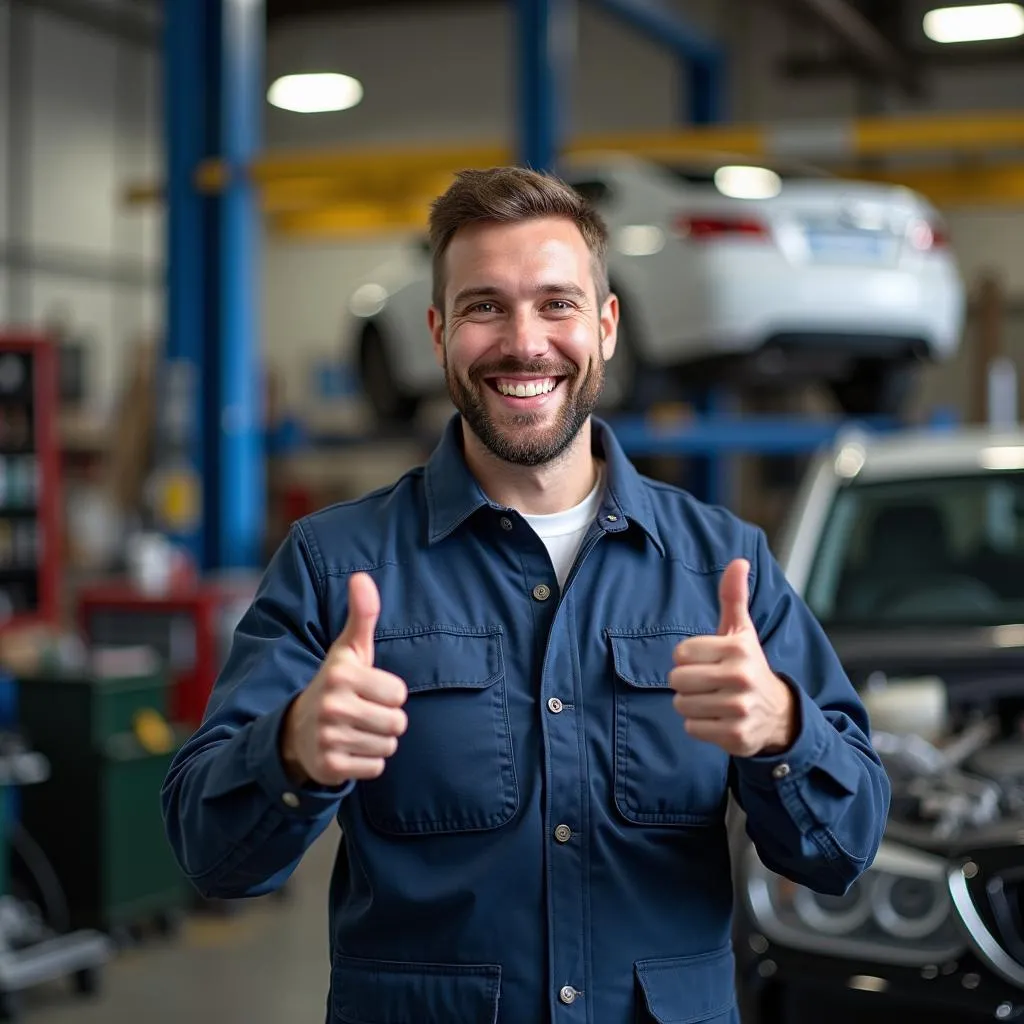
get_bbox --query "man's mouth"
[488,377,562,398]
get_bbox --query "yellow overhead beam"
[124,110,1024,210]
[265,160,1024,241]
[845,162,1024,208]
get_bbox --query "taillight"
[673,214,771,241]
[908,218,949,252]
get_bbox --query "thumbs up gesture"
[281,573,408,787]
[668,559,796,758]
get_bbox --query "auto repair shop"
[0,0,1023,1022]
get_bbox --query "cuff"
[736,682,829,790]
[245,701,353,818]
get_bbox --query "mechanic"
[162,166,891,1024]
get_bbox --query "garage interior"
[0,0,1022,1022]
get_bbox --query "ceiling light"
[267,73,363,113]
[923,3,1024,43]
[713,166,782,201]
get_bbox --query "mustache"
[469,358,578,381]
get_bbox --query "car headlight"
[743,840,967,966]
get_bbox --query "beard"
[444,347,605,467]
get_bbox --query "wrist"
[762,675,799,755]
[280,696,311,787]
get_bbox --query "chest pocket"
[609,629,730,827]
[358,626,518,836]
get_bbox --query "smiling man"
[162,166,890,1024]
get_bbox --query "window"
[805,472,1024,628]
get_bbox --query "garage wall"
[0,0,163,417]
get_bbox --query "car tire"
[830,361,917,418]
[359,322,421,425]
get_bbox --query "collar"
[424,414,665,556]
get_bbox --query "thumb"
[335,572,380,664]
[717,559,752,636]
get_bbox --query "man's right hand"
[281,572,408,788]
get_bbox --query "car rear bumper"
[648,250,966,367]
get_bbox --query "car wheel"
[830,362,917,418]
[360,323,421,425]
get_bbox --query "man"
[162,167,890,1024]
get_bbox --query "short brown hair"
[427,166,610,313]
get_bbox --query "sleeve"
[160,522,353,900]
[729,526,892,896]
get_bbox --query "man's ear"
[428,306,445,368]
[599,293,619,361]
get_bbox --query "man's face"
[427,216,618,467]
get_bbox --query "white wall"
[0,0,162,416]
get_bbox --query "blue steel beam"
[588,0,725,123]
[515,0,576,172]
[163,0,209,566]
[214,0,266,570]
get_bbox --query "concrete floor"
[22,828,341,1024]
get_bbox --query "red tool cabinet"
[75,576,259,728]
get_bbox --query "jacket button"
[772,763,791,780]
[500,516,513,531]
[532,583,551,602]
[559,985,577,1005]
[554,824,572,843]
[282,792,300,808]
[547,697,563,714]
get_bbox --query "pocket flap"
[333,953,501,1024]
[635,945,736,1024]
[610,631,710,688]
[374,628,503,694]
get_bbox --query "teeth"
[497,379,556,398]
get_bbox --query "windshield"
[805,471,1024,628]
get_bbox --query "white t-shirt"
[521,469,606,590]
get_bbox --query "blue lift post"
[163,0,210,566]
[216,0,266,570]
[516,0,576,172]
[163,0,266,572]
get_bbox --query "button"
[547,697,563,714]
[606,514,618,522]
[532,583,552,602]
[559,985,577,1005]
[554,824,572,843]
[772,764,791,780]
[282,791,300,808]
[499,516,513,531]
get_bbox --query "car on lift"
[344,152,966,423]
[735,426,1024,1024]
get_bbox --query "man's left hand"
[668,559,797,757]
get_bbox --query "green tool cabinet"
[14,659,190,935]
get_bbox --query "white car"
[736,427,1024,1024]
[344,152,966,423]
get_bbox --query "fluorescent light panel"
[267,73,363,113]
[923,3,1024,43]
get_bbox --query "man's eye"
[545,300,574,312]
[468,302,498,314]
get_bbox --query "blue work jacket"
[162,414,889,1024]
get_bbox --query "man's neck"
[462,419,600,516]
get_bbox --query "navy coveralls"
[162,414,889,1024]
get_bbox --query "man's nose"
[501,310,549,360]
